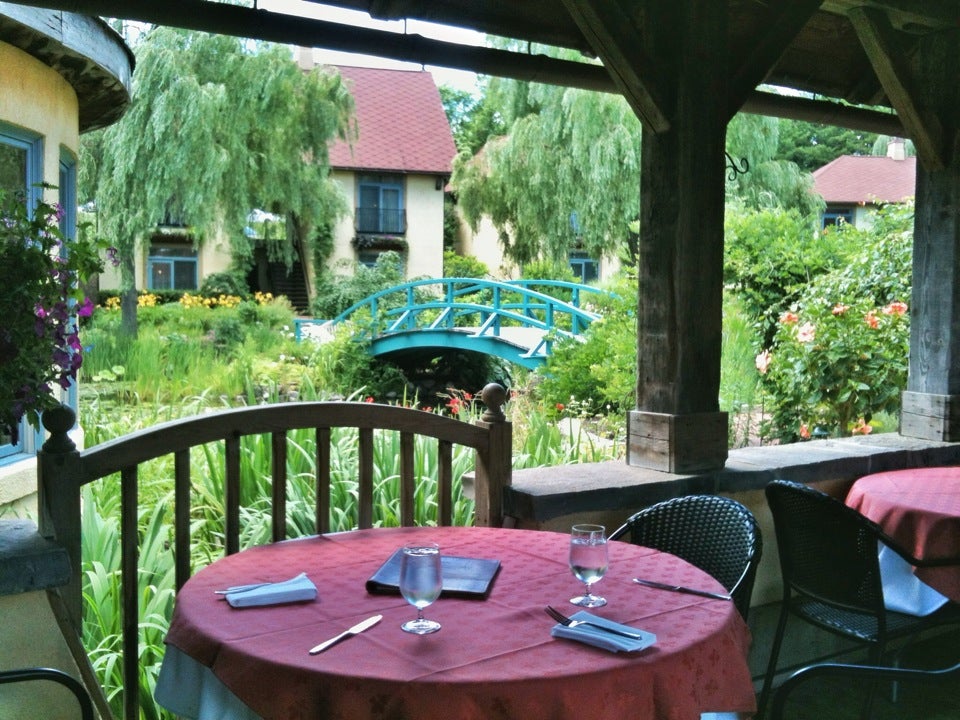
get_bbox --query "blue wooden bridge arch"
[296,278,612,369]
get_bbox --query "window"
[822,209,853,228]
[147,242,198,290]
[569,251,599,284]
[1,124,44,459]
[356,174,406,234]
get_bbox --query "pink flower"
[850,418,873,435]
[364,396,374,403]
[865,311,879,329]
[556,403,566,411]
[832,303,849,316]
[799,424,811,439]
[780,311,799,325]
[755,350,771,375]
[883,301,908,316]
[797,322,816,343]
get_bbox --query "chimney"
[297,46,315,71]
[887,137,906,161]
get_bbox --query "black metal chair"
[758,479,960,718]
[768,660,960,720]
[608,494,762,621]
[0,667,94,720]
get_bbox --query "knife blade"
[309,614,383,655]
[632,577,732,601]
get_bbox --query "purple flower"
[77,297,94,317]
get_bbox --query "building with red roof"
[324,64,457,280]
[812,139,916,228]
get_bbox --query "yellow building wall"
[0,41,81,514]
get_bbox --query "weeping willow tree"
[81,27,354,334]
[451,48,822,271]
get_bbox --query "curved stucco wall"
[0,41,83,513]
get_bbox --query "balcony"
[355,206,406,235]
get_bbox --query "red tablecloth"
[846,467,960,602]
[163,526,755,720]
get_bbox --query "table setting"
[156,523,755,720]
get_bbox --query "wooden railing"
[36,383,512,720]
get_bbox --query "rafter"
[560,0,670,133]
[726,0,823,119]
[849,6,945,169]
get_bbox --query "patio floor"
[767,627,960,719]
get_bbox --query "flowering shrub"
[0,189,108,436]
[757,298,909,441]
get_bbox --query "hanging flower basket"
[0,186,109,441]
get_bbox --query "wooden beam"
[560,0,670,133]
[727,0,823,118]
[823,0,959,31]
[849,6,945,169]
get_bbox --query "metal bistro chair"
[609,494,762,621]
[758,479,960,717]
[0,667,94,720]
[769,660,960,720]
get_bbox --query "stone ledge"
[0,519,71,596]
[504,432,960,524]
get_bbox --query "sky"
[258,0,484,93]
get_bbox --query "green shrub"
[199,270,250,299]
[443,250,489,278]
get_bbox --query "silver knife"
[309,614,383,655]
[632,577,732,601]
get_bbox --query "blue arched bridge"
[295,278,611,369]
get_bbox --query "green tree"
[775,119,878,172]
[439,82,505,156]
[82,27,354,334]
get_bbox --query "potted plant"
[0,186,109,442]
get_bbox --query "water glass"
[569,524,608,607]
[399,542,442,634]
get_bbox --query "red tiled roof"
[812,155,916,204]
[326,65,457,174]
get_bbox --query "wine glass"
[569,524,608,607]
[399,542,443,634]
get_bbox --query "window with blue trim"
[0,124,44,460]
[356,174,405,234]
[822,209,853,228]
[147,242,198,290]
[569,251,599,284]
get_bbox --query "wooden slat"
[358,428,374,529]
[120,466,138,720]
[438,440,453,526]
[271,431,287,543]
[315,426,331,534]
[225,436,241,555]
[174,449,191,591]
[399,431,415,526]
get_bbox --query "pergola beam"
[560,0,669,133]
[849,6,945,169]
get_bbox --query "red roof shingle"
[327,65,457,175]
[812,155,916,205]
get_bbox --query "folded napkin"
[550,611,656,653]
[226,572,318,608]
[878,542,949,617]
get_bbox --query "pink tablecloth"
[163,526,755,720]
[846,467,960,602]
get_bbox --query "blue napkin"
[550,611,656,653]
[226,572,318,608]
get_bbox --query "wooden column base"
[901,391,960,441]
[627,411,728,473]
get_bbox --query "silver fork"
[544,605,644,639]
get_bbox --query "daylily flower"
[850,418,873,435]
[797,322,816,343]
[799,424,811,439]
[883,301,908,316]
[755,350,771,375]
[865,311,879,329]
[832,303,849,315]
[780,311,799,325]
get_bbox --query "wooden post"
[631,0,729,472]
[473,383,512,527]
[901,28,960,441]
[36,405,84,637]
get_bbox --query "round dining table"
[156,525,755,720]
[845,467,960,603]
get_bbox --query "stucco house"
[812,138,916,229]
[318,62,456,282]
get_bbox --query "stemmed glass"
[399,542,443,634]
[569,524,608,607]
